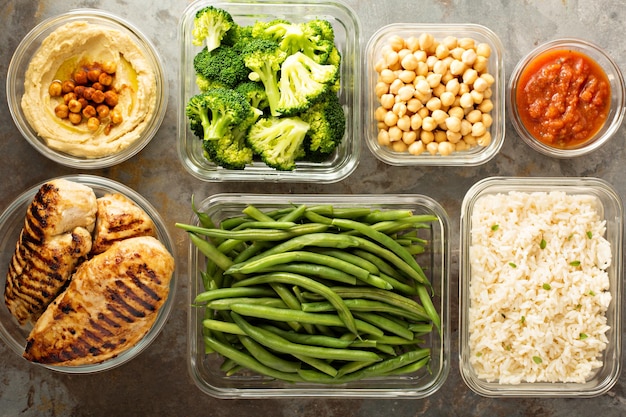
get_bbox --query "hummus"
[21,21,158,158]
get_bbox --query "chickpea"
[438,141,455,156]
[68,99,82,113]
[384,111,398,127]
[431,109,447,125]
[464,134,477,146]
[446,78,460,95]
[82,87,95,101]
[445,116,462,133]
[98,72,113,87]
[434,130,447,143]
[459,92,474,108]
[450,47,465,60]
[104,90,119,107]
[389,125,403,141]
[419,32,435,51]
[388,35,405,52]
[82,104,97,118]
[397,85,415,102]
[397,114,411,131]
[68,112,82,125]
[461,48,477,66]
[455,139,470,152]
[408,140,425,155]
[407,98,423,113]
[442,36,458,49]
[462,68,478,85]
[415,61,429,77]
[466,109,482,124]
[472,121,487,137]
[48,81,63,97]
[482,113,493,128]
[477,131,492,147]
[101,60,117,74]
[391,140,408,153]
[476,42,492,58]
[54,104,69,119]
[426,72,442,88]
[380,93,395,109]
[480,73,495,86]
[87,68,102,83]
[392,102,407,118]
[398,48,412,61]
[405,36,420,52]
[92,82,105,91]
[410,113,423,130]
[378,128,391,146]
[398,70,416,84]
[78,98,89,109]
[420,130,434,144]
[380,68,396,84]
[110,108,123,124]
[401,53,419,71]
[415,79,431,95]
[426,141,439,155]
[435,43,450,59]
[73,85,86,98]
[96,104,110,118]
[417,106,430,118]
[432,59,448,75]
[448,106,465,120]
[402,130,417,145]
[460,119,473,136]
[87,117,100,131]
[91,89,105,104]
[389,79,404,95]
[73,70,88,85]
[473,76,489,92]
[421,116,437,131]
[449,59,466,76]
[446,130,462,144]
[432,83,445,99]
[375,81,389,98]
[374,58,387,73]
[458,37,475,50]
[426,97,442,112]
[384,49,399,67]
[470,90,484,104]
[413,50,427,62]
[61,80,76,94]
[478,99,494,113]
[440,91,456,107]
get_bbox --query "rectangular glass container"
[186,193,450,398]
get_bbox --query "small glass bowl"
[6,9,168,169]
[459,176,623,397]
[0,174,177,374]
[509,39,625,158]
[364,23,505,166]
[187,193,450,398]
[177,0,361,183]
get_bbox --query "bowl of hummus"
[6,9,167,168]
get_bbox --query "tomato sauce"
[515,49,611,149]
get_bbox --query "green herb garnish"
[540,238,547,249]
[509,262,517,268]
[532,356,543,364]
[570,260,581,267]
[491,224,499,231]
[579,333,588,340]
[586,231,593,239]
[542,283,551,290]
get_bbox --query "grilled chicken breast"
[91,192,157,255]
[23,236,175,366]
[4,179,97,325]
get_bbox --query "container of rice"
[459,176,622,397]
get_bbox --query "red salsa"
[515,49,611,149]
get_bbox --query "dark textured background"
[1,0,626,415]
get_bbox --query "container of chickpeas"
[7,9,167,169]
[365,23,505,166]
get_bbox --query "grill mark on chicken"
[4,179,97,325]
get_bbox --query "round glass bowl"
[364,23,505,166]
[459,177,623,397]
[509,39,625,158]
[187,193,450,398]
[6,9,168,169]
[177,1,361,183]
[0,174,177,374]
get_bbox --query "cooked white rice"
[468,191,612,384]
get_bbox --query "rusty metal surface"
[1,1,626,416]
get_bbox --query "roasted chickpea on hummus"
[21,21,157,158]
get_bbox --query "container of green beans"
[178,193,450,398]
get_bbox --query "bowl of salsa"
[509,38,625,157]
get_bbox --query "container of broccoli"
[178,1,361,182]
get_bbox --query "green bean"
[368,335,425,345]
[177,223,329,241]
[336,361,377,378]
[353,312,414,340]
[277,204,307,222]
[301,299,427,322]
[206,297,287,311]
[350,249,405,282]
[229,303,384,338]
[203,318,246,335]
[191,195,216,230]
[293,354,338,377]
[194,286,276,304]
[233,221,297,230]
[242,205,275,222]
[232,272,358,335]
[377,272,418,295]
[238,335,301,373]
[302,286,429,321]
[360,209,414,223]
[231,312,382,363]
[270,282,314,333]
[229,252,370,281]
[408,323,433,334]
[242,233,362,263]
[351,236,425,284]
[219,357,239,373]
[232,241,270,263]
[307,206,373,219]
[203,335,304,382]
[384,356,430,376]
[417,283,441,333]
[188,232,235,272]
[332,218,429,284]
[259,324,353,348]
[257,263,357,285]
[317,249,379,274]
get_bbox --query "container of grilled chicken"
[0,174,176,373]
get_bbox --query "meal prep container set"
[2,0,625,400]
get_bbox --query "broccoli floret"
[235,81,269,113]
[300,92,346,161]
[276,51,338,116]
[202,127,254,170]
[193,46,249,89]
[192,6,236,52]
[241,38,288,117]
[185,87,256,141]
[247,116,310,170]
